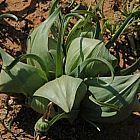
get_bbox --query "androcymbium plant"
[0,0,140,137]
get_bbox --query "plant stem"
[56,14,63,78]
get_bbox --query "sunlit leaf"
[33,75,87,113]
[0,48,46,97]
[27,8,60,76]
[65,37,117,77]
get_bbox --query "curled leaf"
[0,13,18,21]
[80,73,140,123]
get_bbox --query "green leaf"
[105,11,140,49]
[49,0,60,15]
[120,57,140,75]
[65,37,117,77]
[65,17,96,49]
[56,13,64,78]
[27,7,60,76]
[70,57,115,85]
[80,73,140,123]
[5,54,48,80]
[94,20,101,39]
[33,75,87,113]
[31,97,50,114]
[0,13,18,21]
[35,112,68,133]
[65,19,84,48]
[0,48,46,97]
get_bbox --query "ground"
[0,0,140,140]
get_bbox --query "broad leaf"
[65,19,95,48]
[65,37,117,77]
[27,8,60,76]
[80,73,140,123]
[31,97,50,114]
[0,48,47,97]
[69,57,115,82]
[33,75,87,113]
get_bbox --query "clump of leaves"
[0,0,140,138]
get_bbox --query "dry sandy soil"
[0,0,140,140]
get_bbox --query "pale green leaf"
[65,19,96,49]
[80,73,140,122]
[5,53,48,80]
[0,48,46,97]
[27,8,60,75]
[70,57,115,84]
[0,13,18,21]
[33,75,87,112]
[65,37,117,77]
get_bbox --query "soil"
[0,0,140,140]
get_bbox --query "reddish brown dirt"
[0,0,140,140]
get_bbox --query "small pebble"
[43,7,49,12]
[36,3,39,7]
[20,20,27,29]
[39,16,45,22]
